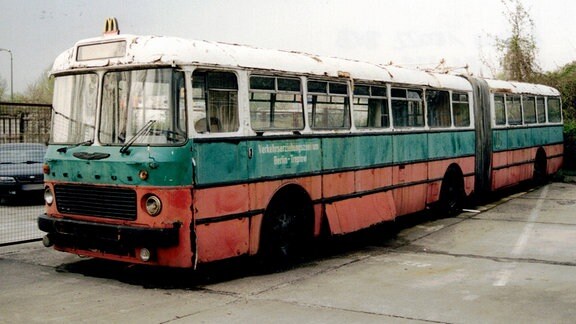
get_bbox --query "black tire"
[533,149,548,185]
[260,188,312,263]
[438,169,465,217]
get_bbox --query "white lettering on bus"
[273,154,307,166]
[258,143,320,154]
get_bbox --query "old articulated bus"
[38,21,563,268]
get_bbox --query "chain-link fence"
[0,102,51,247]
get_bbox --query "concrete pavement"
[1,181,575,323]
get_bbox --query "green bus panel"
[321,137,357,170]
[353,135,393,168]
[44,145,193,186]
[191,129,484,186]
[548,125,564,143]
[392,133,428,164]
[246,138,322,179]
[427,131,475,160]
[492,126,563,152]
[321,135,396,171]
[193,141,248,185]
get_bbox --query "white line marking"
[493,186,548,287]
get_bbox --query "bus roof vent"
[103,17,120,36]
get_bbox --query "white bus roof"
[484,79,560,96]
[53,34,473,92]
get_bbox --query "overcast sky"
[1,0,575,94]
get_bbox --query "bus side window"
[547,97,562,123]
[427,90,450,128]
[452,92,470,127]
[506,95,522,125]
[249,76,304,131]
[192,70,239,133]
[391,88,424,128]
[494,94,506,125]
[354,84,389,129]
[308,80,350,129]
[523,96,537,124]
[536,97,546,123]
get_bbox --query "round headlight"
[44,187,54,205]
[139,248,151,262]
[145,195,162,216]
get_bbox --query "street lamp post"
[0,48,13,101]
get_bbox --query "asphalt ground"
[0,199,43,246]
[1,180,575,323]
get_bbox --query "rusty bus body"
[38,29,563,267]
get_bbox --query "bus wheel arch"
[438,164,465,217]
[259,184,314,261]
[533,148,548,184]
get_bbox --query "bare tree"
[494,0,539,81]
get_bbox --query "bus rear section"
[471,78,564,194]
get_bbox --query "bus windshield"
[52,73,99,144]
[99,68,186,145]
[51,69,186,146]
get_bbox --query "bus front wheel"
[259,187,313,263]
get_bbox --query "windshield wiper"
[57,140,93,153]
[120,120,156,155]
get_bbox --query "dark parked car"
[0,143,46,202]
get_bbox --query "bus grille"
[54,184,137,220]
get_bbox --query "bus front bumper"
[38,214,181,250]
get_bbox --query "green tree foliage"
[491,0,576,145]
[0,68,54,104]
[536,63,576,170]
[19,68,53,104]
[537,62,576,131]
[494,0,538,81]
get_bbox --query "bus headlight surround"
[44,187,54,205]
[144,194,162,216]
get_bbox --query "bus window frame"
[352,83,390,130]
[390,87,425,129]
[191,69,242,136]
[426,89,452,129]
[493,93,507,127]
[546,96,563,123]
[248,74,305,132]
[451,91,472,128]
[536,96,546,123]
[307,79,351,130]
[522,95,537,125]
[505,94,523,126]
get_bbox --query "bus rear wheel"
[533,149,548,185]
[260,188,312,264]
[438,168,465,217]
